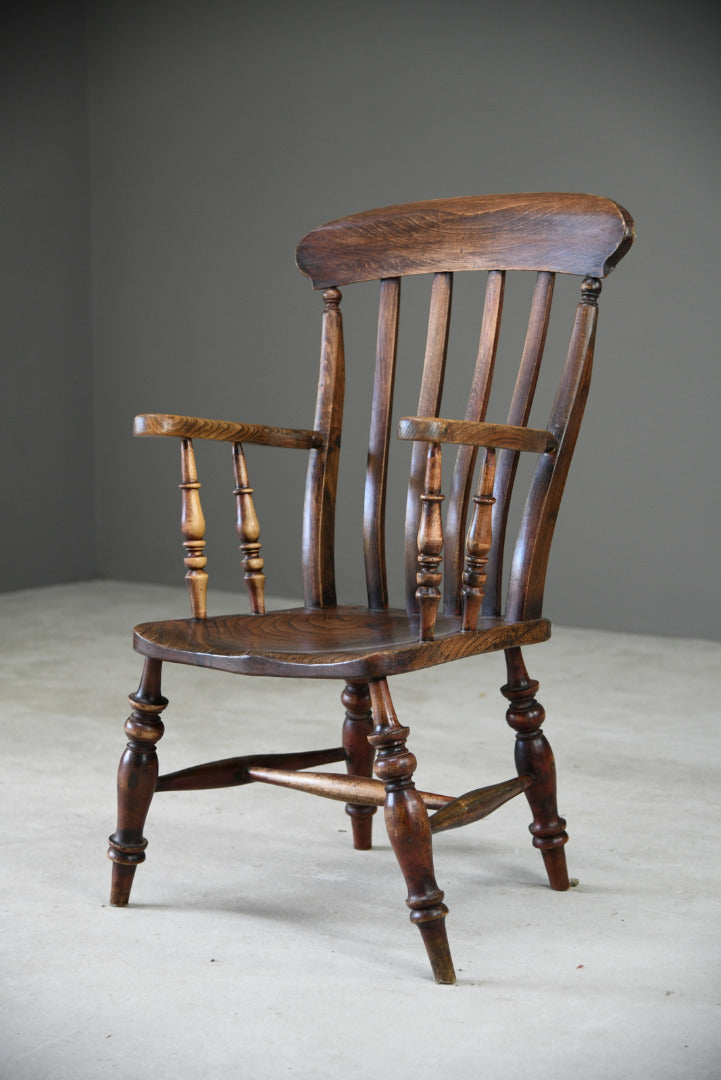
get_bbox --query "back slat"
[483,270,555,616]
[364,277,401,610]
[506,278,600,621]
[404,271,453,611]
[443,270,505,614]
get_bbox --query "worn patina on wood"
[109,192,634,983]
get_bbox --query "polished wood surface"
[296,192,633,287]
[133,606,551,679]
[442,268,504,616]
[398,416,557,454]
[232,441,266,614]
[179,438,208,619]
[134,412,323,449]
[110,192,634,982]
[461,447,497,632]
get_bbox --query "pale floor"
[1,581,719,1080]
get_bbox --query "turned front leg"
[107,658,168,906]
[502,647,569,890]
[341,682,376,850]
[368,679,455,983]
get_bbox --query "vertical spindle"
[416,442,444,641]
[461,447,497,631]
[233,442,266,614]
[179,438,208,618]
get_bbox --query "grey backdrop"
[3,0,719,639]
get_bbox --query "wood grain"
[302,288,345,607]
[364,277,400,610]
[404,271,453,611]
[398,416,557,454]
[484,270,555,617]
[114,192,634,982]
[134,412,323,449]
[133,604,551,679]
[443,269,504,614]
[296,192,634,288]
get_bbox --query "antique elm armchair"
[108,193,634,983]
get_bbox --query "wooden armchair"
[108,193,634,983]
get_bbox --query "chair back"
[296,193,634,620]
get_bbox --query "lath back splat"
[108,193,634,984]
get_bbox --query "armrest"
[397,416,557,455]
[133,413,324,450]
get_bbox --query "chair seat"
[133,605,551,679]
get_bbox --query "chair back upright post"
[302,287,346,609]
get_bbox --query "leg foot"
[341,682,376,850]
[368,679,455,983]
[107,658,168,905]
[109,861,140,908]
[502,647,569,891]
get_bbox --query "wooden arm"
[134,413,324,450]
[398,416,557,454]
[135,414,316,618]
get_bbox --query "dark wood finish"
[157,745,533,830]
[241,765,449,811]
[461,448,497,631]
[506,276,601,622]
[429,774,534,834]
[179,439,208,618]
[232,442,266,614]
[303,288,345,608]
[110,192,634,982]
[484,270,555,617]
[156,746,346,792]
[502,647,569,890]
[415,442,444,640]
[404,272,453,611]
[134,412,323,449]
[133,606,551,680]
[108,658,167,905]
[341,682,376,849]
[296,192,634,287]
[364,278,400,610]
[368,678,455,984]
[398,416,557,454]
[442,269,505,616]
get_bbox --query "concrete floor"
[1,580,719,1079]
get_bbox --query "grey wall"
[5,0,720,640]
[1,1,95,590]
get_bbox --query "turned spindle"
[233,442,266,614]
[416,442,444,641]
[580,276,602,306]
[461,447,496,631]
[179,438,208,619]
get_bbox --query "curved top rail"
[296,192,634,288]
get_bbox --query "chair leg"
[341,682,376,850]
[368,678,455,984]
[107,657,168,906]
[502,647,570,891]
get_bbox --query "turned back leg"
[107,657,168,906]
[502,647,569,891]
[341,682,376,850]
